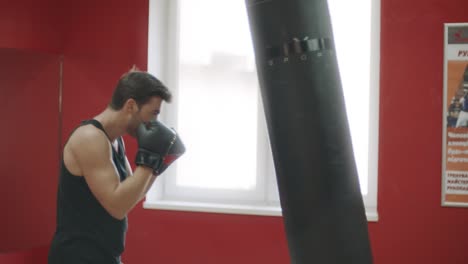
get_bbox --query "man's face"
[127,96,163,137]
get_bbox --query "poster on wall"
[442,23,468,207]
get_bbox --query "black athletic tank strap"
[116,137,125,157]
[82,119,112,141]
[80,119,127,180]
[114,137,128,181]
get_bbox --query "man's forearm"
[110,166,153,219]
[139,174,157,201]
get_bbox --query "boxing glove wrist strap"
[135,149,163,172]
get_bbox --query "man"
[48,68,184,264]
[448,98,462,127]
[456,88,468,128]
[456,66,468,127]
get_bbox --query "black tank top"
[49,119,128,264]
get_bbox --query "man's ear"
[120,65,140,78]
[130,64,140,72]
[123,98,139,113]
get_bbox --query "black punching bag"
[244,0,373,263]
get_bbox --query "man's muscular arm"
[71,127,153,220]
[124,156,157,201]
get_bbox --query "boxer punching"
[48,69,185,264]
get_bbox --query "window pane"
[329,0,371,194]
[176,0,258,190]
[175,0,372,194]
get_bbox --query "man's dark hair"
[109,71,172,110]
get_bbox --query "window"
[146,0,380,221]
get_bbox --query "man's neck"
[93,108,126,142]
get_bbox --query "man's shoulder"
[68,124,109,150]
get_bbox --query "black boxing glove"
[157,128,185,175]
[135,121,185,175]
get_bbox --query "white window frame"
[145,0,380,221]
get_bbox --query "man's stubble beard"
[127,114,143,138]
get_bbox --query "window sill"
[143,200,282,216]
[143,200,379,221]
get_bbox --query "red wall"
[0,49,61,253]
[369,1,468,263]
[0,0,65,54]
[2,0,468,263]
[0,0,64,257]
[61,0,150,141]
[0,245,49,264]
